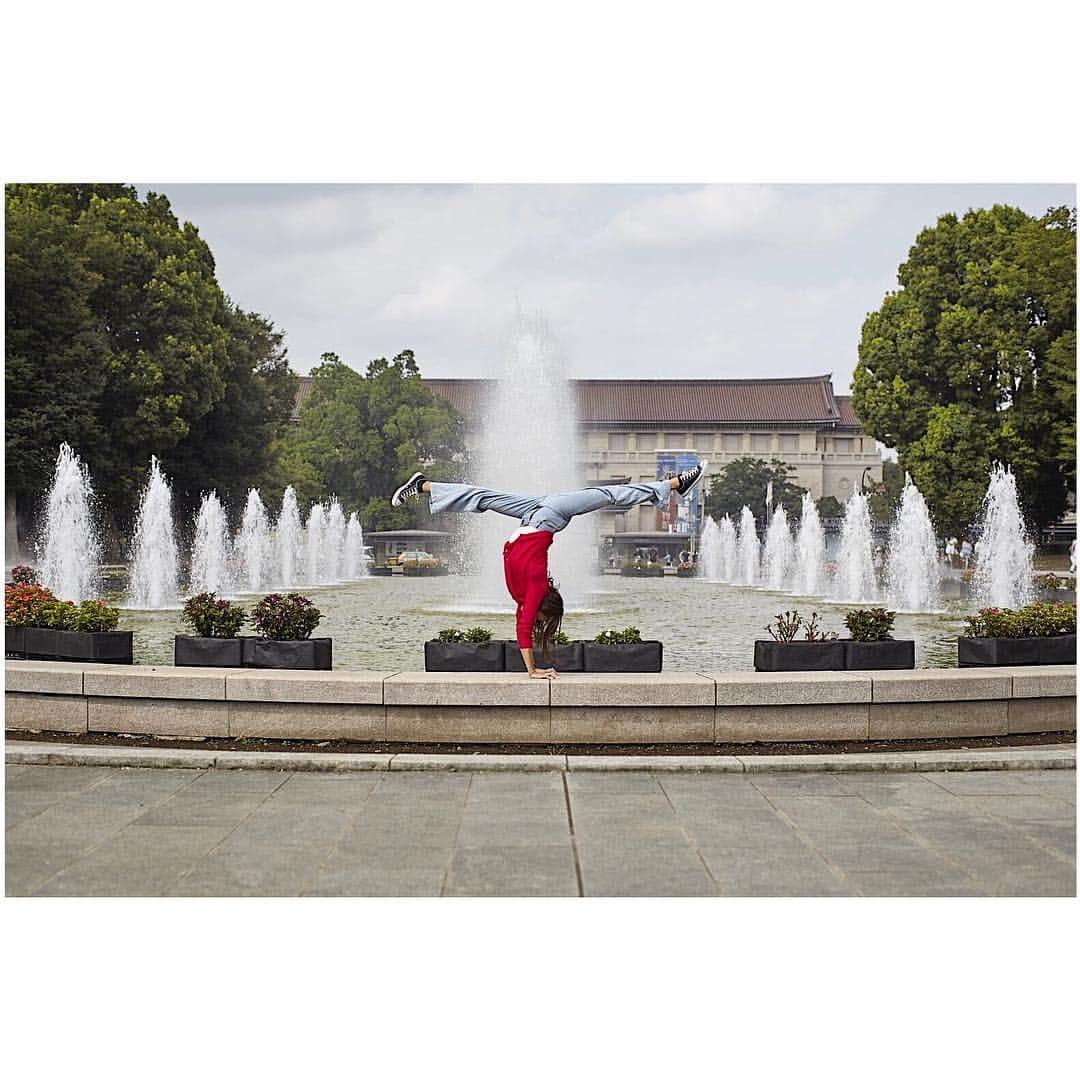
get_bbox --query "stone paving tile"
[306,865,447,897]
[924,771,1062,797]
[748,773,861,798]
[1011,772,1077,804]
[698,847,849,897]
[845,871,988,897]
[960,795,1075,823]
[576,839,715,897]
[4,764,116,793]
[267,773,382,805]
[443,844,579,897]
[171,840,339,896]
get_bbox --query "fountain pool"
[112,573,970,672]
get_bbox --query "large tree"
[267,350,465,529]
[5,183,297,540]
[851,204,1076,536]
[706,457,808,524]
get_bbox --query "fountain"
[236,489,273,593]
[464,315,594,608]
[344,512,368,578]
[127,457,180,609]
[305,503,327,585]
[37,443,102,603]
[761,504,794,592]
[833,491,877,603]
[791,492,826,596]
[734,506,760,586]
[698,517,722,580]
[324,499,347,582]
[885,474,942,612]
[189,491,234,596]
[275,486,303,588]
[972,463,1035,609]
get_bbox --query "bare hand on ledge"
[529,668,558,680]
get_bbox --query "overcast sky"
[145,183,1074,393]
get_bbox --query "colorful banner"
[655,452,700,534]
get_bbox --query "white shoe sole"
[392,471,425,507]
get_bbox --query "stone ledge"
[88,696,229,739]
[708,671,871,707]
[83,665,242,701]
[550,673,714,707]
[871,670,1012,703]
[226,669,392,705]
[1006,666,1077,700]
[3,660,92,695]
[384,672,549,707]
[5,692,88,734]
[715,703,869,743]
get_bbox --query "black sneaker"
[676,461,707,495]
[392,471,427,506]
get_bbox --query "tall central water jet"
[344,512,368,578]
[833,491,877,603]
[190,491,234,595]
[885,474,942,611]
[324,499,347,582]
[305,503,327,584]
[762,504,794,591]
[972,463,1035,609]
[792,492,825,595]
[37,443,102,602]
[127,457,179,609]
[465,315,593,608]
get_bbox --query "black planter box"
[503,640,585,673]
[619,566,664,577]
[5,626,26,658]
[676,567,697,578]
[245,638,333,670]
[369,566,394,576]
[844,639,915,670]
[16,628,133,664]
[582,641,663,673]
[754,640,846,672]
[401,565,449,576]
[957,637,1042,667]
[424,640,504,672]
[175,635,244,667]
[1039,634,1077,665]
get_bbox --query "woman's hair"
[533,576,564,661]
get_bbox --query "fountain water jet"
[762,504,794,592]
[305,503,327,584]
[344,513,368,578]
[37,443,102,602]
[127,457,180,609]
[885,475,942,611]
[792,493,825,596]
[833,491,877,603]
[734,506,760,586]
[189,492,234,595]
[275,486,303,588]
[324,499,347,582]
[972,463,1035,609]
[236,489,273,593]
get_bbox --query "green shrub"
[536,629,569,647]
[436,627,493,644]
[463,626,493,643]
[72,600,120,633]
[10,565,38,585]
[964,602,1076,639]
[594,626,643,645]
[844,607,897,642]
[250,593,321,641]
[5,583,59,627]
[436,628,464,643]
[40,599,78,630]
[182,592,247,638]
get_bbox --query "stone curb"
[4,741,1075,774]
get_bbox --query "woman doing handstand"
[391,463,706,679]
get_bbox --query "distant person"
[945,536,958,567]
[664,553,673,567]
[960,538,973,568]
[392,463,706,679]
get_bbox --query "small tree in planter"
[248,593,331,669]
[176,592,248,667]
[842,607,914,670]
[754,610,844,671]
[4,583,130,662]
[583,625,663,672]
[960,601,1076,666]
[425,626,504,671]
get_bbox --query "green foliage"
[766,610,802,643]
[71,600,120,633]
[594,626,643,645]
[10,566,38,585]
[865,461,905,524]
[852,204,1077,535]
[5,184,298,536]
[266,350,465,529]
[436,626,493,643]
[250,593,322,641]
[963,602,1076,638]
[4,583,59,627]
[815,495,844,519]
[40,599,78,630]
[844,607,897,642]
[708,457,807,522]
[1034,573,1071,591]
[181,592,247,638]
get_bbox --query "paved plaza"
[4,763,1076,896]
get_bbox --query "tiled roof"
[293,374,858,427]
